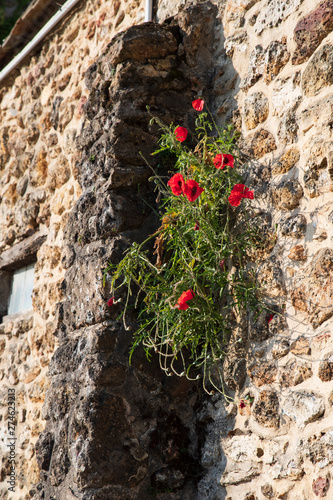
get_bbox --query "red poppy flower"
[213,153,234,169]
[228,184,254,207]
[107,297,115,307]
[184,179,204,202]
[239,400,246,409]
[268,314,274,324]
[192,99,204,111]
[194,221,200,230]
[176,289,195,310]
[175,126,188,142]
[167,173,185,196]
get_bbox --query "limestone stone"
[254,0,302,35]
[304,156,333,198]
[244,92,269,130]
[57,73,71,92]
[261,484,274,498]
[293,1,333,65]
[271,179,303,210]
[22,13,220,499]
[252,390,280,429]
[4,0,333,498]
[15,195,40,230]
[247,361,277,387]
[302,44,333,96]
[237,36,290,91]
[16,175,29,196]
[50,186,74,215]
[318,354,333,381]
[58,103,75,133]
[277,109,298,145]
[288,245,307,261]
[3,182,18,204]
[291,287,308,313]
[279,360,312,387]
[221,462,261,486]
[24,366,41,384]
[224,32,248,57]
[271,339,290,359]
[224,434,263,463]
[280,213,306,238]
[282,391,325,428]
[224,0,260,23]
[24,125,40,145]
[241,45,265,89]
[257,261,286,298]
[29,149,48,187]
[48,145,62,160]
[17,338,31,362]
[250,129,277,158]
[48,155,70,190]
[292,248,333,327]
[272,75,301,118]
[271,460,305,480]
[263,40,290,84]
[4,228,16,246]
[38,245,61,269]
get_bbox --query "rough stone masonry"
[30,5,219,499]
[1,0,333,499]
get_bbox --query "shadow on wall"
[31,3,241,499]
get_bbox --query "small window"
[5,263,35,318]
[0,232,45,322]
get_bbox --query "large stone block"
[244,92,269,130]
[271,179,303,210]
[293,1,333,65]
[277,109,298,145]
[279,213,307,237]
[252,390,280,429]
[279,360,312,387]
[248,361,278,387]
[318,354,333,381]
[272,74,301,118]
[302,44,333,96]
[291,248,333,327]
[282,391,325,429]
[106,23,178,67]
[298,95,333,134]
[254,0,302,35]
[250,128,277,158]
[241,40,289,89]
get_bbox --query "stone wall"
[192,0,333,499]
[1,0,333,499]
[0,1,146,498]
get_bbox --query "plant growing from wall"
[104,99,260,397]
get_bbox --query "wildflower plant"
[104,99,259,397]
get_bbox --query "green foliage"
[104,106,260,396]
